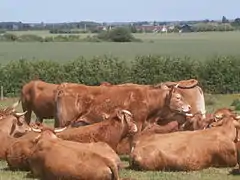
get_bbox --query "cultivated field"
[0,31,240,63]
[0,94,240,180]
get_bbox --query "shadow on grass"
[229,168,240,175]
[25,172,35,179]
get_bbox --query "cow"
[55,109,138,151]
[20,80,59,124]
[115,79,205,154]
[5,130,39,171]
[28,128,125,180]
[100,79,206,121]
[180,108,240,131]
[0,103,31,160]
[55,82,192,130]
[129,114,240,171]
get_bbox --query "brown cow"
[129,115,240,171]
[6,124,123,171]
[99,79,206,154]
[181,108,240,131]
[0,103,31,160]
[5,131,39,170]
[20,80,59,124]
[28,128,124,180]
[55,82,192,130]
[55,109,137,151]
[100,79,206,121]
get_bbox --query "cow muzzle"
[181,105,193,117]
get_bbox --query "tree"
[222,16,229,23]
[97,27,137,42]
[231,18,240,27]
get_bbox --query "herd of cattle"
[0,78,240,180]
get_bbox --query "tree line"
[0,16,240,33]
[0,55,239,97]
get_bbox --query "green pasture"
[0,31,240,63]
[0,94,240,179]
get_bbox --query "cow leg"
[36,117,43,124]
[24,107,32,125]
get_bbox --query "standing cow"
[20,80,59,124]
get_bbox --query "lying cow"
[28,128,124,180]
[55,109,137,151]
[0,103,30,160]
[180,107,240,131]
[130,114,240,171]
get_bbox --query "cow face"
[214,108,240,122]
[9,112,31,137]
[166,86,192,115]
[208,115,240,128]
[117,110,138,135]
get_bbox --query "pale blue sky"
[0,0,239,23]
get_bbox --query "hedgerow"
[0,55,239,96]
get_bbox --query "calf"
[28,128,124,180]
[130,114,240,171]
[56,109,138,151]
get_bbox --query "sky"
[0,0,239,23]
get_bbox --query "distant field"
[0,31,240,63]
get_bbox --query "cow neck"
[217,120,239,142]
[0,117,16,136]
[147,88,168,114]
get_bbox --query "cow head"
[10,111,32,137]
[116,109,138,135]
[213,108,240,122]
[164,84,192,116]
[31,126,67,142]
[0,110,31,137]
[0,102,31,137]
[207,115,240,143]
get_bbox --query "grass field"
[0,31,240,63]
[0,94,240,179]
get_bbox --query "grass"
[0,94,240,179]
[0,31,240,63]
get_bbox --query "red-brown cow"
[55,82,192,131]
[20,80,59,124]
[130,114,240,171]
[28,128,127,180]
[55,109,137,151]
[0,103,31,160]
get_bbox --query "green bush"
[0,33,18,41]
[0,55,240,97]
[231,99,240,110]
[231,99,240,106]
[18,34,43,42]
[97,27,141,42]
